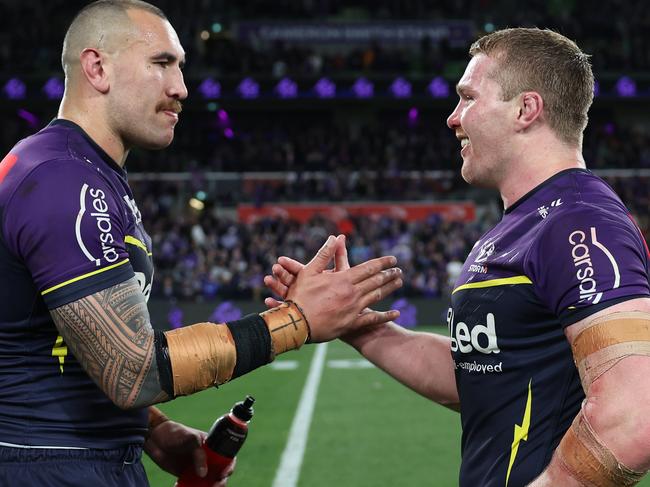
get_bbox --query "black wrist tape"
[153,329,174,397]
[227,313,273,379]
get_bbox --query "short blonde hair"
[470,28,594,147]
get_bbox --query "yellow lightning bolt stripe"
[51,335,68,374]
[505,379,533,487]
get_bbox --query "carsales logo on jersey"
[447,308,500,354]
[76,184,119,266]
[568,227,622,305]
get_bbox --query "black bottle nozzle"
[232,395,255,422]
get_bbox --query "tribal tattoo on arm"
[50,276,170,409]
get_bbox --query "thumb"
[305,235,337,273]
[192,436,208,477]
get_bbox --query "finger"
[358,276,404,309]
[277,256,304,275]
[192,443,208,478]
[334,234,350,271]
[264,274,288,298]
[265,297,284,308]
[353,309,401,327]
[349,255,398,284]
[355,267,402,296]
[304,235,337,273]
[272,263,296,288]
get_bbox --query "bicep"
[50,276,166,409]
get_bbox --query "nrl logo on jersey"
[123,195,142,224]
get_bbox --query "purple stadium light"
[275,77,298,98]
[389,77,412,98]
[4,78,26,99]
[223,127,234,138]
[352,77,374,98]
[314,77,336,98]
[238,77,260,99]
[615,76,636,97]
[217,109,229,122]
[604,122,615,135]
[593,79,600,97]
[198,77,221,99]
[209,301,242,323]
[43,77,64,99]
[408,107,418,121]
[428,76,450,98]
[17,109,39,129]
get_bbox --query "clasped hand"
[265,234,403,342]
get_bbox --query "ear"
[515,91,543,130]
[79,48,110,94]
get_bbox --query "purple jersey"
[0,120,153,448]
[450,169,650,486]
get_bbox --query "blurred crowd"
[132,174,650,302]
[2,0,649,303]
[2,0,650,75]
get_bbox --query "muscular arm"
[530,297,650,486]
[50,276,168,409]
[50,238,402,410]
[344,322,460,411]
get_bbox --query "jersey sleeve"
[524,203,650,326]
[2,159,134,308]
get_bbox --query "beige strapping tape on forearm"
[572,311,650,394]
[165,322,236,396]
[260,300,310,358]
[557,409,645,486]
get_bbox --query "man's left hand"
[144,419,234,486]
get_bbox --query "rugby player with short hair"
[267,28,650,486]
[0,1,403,485]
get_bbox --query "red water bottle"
[175,395,255,486]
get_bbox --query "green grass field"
[144,328,650,487]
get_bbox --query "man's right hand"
[265,235,402,342]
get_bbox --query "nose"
[447,101,461,130]
[168,68,188,100]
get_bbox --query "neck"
[58,95,129,167]
[499,143,585,210]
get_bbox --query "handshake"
[262,234,403,343]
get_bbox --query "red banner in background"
[238,202,475,224]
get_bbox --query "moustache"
[158,100,183,114]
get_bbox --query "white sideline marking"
[327,358,375,369]
[270,360,300,370]
[272,343,328,487]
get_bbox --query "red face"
[447,54,518,188]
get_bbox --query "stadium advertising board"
[237,202,475,224]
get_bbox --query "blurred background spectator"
[2,0,649,304]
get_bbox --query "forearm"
[51,278,169,409]
[530,356,650,486]
[344,322,460,410]
[52,279,309,409]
